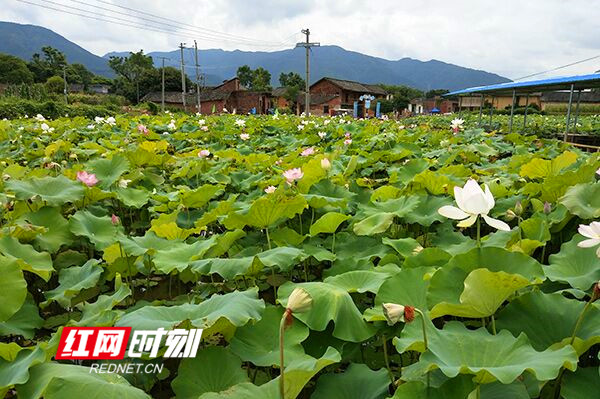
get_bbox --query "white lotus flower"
[240,133,250,140]
[94,116,104,123]
[451,118,464,133]
[578,222,600,257]
[321,158,331,170]
[264,185,276,194]
[234,119,245,127]
[35,114,45,121]
[198,149,210,158]
[438,179,510,231]
[318,131,326,139]
[118,179,131,188]
[106,116,116,125]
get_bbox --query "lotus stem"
[279,310,290,399]
[381,334,394,384]
[476,216,481,248]
[553,294,594,399]
[266,227,272,250]
[491,315,497,335]
[414,308,428,350]
[331,232,336,254]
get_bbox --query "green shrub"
[45,76,65,94]
[0,99,115,119]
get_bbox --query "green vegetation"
[0,113,598,398]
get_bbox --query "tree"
[279,72,305,111]
[66,63,94,89]
[108,50,154,103]
[28,46,68,82]
[424,89,449,98]
[378,84,424,113]
[138,66,192,95]
[45,75,65,94]
[236,65,272,91]
[236,65,253,89]
[0,54,34,84]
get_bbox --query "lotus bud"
[382,303,415,325]
[111,214,120,225]
[286,287,313,314]
[321,158,331,170]
[543,201,552,214]
[505,209,517,221]
[514,201,523,216]
[592,282,600,302]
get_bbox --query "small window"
[323,105,329,114]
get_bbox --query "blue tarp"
[446,73,600,96]
[430,107,440,113]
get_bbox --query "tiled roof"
[316,77,387,95]
[297,93,339,105]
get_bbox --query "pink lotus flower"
[111,214,120,225]
[76,171,98,187]
[344,132,351,138]
[344,139,352,145]
[300,147,315,156]
[198,149,210,158]
[283,168,303,185]
[137,124,148,134]
[264,185,277,194]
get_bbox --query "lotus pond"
[0,113,599,398]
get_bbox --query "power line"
[67,0,284,47]
[512,54,600,81]
[91,0,292,46]
[15,0,294,49]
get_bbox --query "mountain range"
[0,21,511,90]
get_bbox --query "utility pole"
[194,40,201,114]
[296,29,319,116]
[157,57,169,113]
[63,66,68,104]
[179,43,187,112]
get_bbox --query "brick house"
[272,87,289,109]
[141,77,272,114]
[297,94,342,116]
[302,77,387,117]
[408,96,458,114]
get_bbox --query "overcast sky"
[3,0,600,80]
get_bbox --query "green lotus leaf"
[69,210,126,250]
[172,346,248,399]
[278,282,376,342]
[403,195,453,226]
[87,155,130,190]
[309,212,350,236]
[388,158,429,185]
[0,258,27,322]
[43,259,103,308]
[0,343,21,362]
[311,363,389,399]
[327,234,393,276]
[390,375,474,399]
[403,248,451,268]
[446,247,545,282]
[0,236,54,281]
[324,270,391,294]
[383,237,422,258]
[304,179,356,208]
[24,206,74,253]
[519,151,577,179]
[115,187,150,208]
[353,213,395,236]
[191,246,305,279]
[429,268,530,319]
[205,229,246,258]
[5,175,84,206]
[561,367,600,399]
[16,362,150,399]
[225,193,307,229]
[181,184,224,208]
[401,321,578,384]
[116,288,265,332]
[366,267,430,324]
[546,235,600,291]
[560,182,600,219]
[0,294,43,339]
[152,236,218,274]
[198,347,340,399]
[229,306,310,367]
[120,231,174,256]
[370,185,401,202]
[520,217,551,243]
[0,345,46,389]
[74,276,131,326]
[495,291,600,355]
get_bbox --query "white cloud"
[4,0,600,79]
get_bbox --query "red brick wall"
[215,78,241,92]
[311,80,342,96]
[200,100,226,114]
[230,92,271,114]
